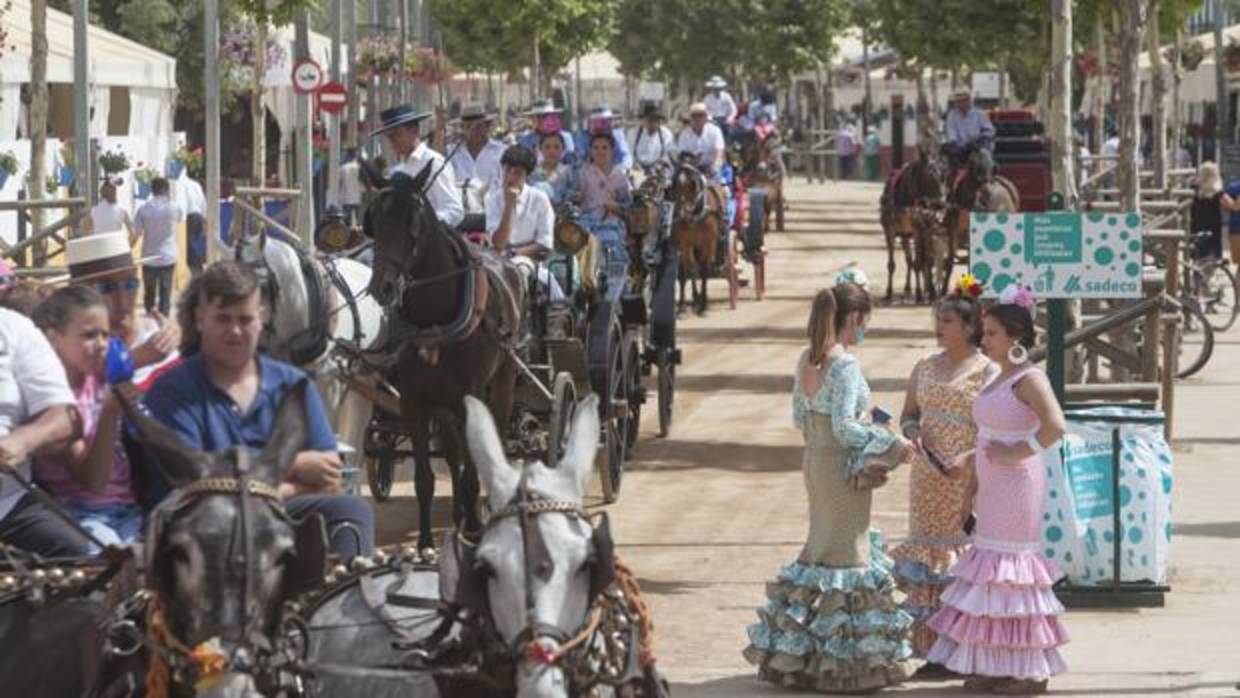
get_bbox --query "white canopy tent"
[0,0,177,142]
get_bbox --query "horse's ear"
[411,160,434,194]
[256,381,310,484]
[556,394,600,496]
[464,396,518,508]
[117,390,210,488]
[358,156,388,190]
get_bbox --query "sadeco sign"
[969,212,1143,299]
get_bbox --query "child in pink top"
[32,286,141,551]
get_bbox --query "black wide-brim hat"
[370,105,431,139]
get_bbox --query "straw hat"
[53,232,158,285]
[688,102,709,116]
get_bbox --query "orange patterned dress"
[890,352,992,657]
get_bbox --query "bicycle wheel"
[1176,298,1215,379]
[1191,261,1239,332]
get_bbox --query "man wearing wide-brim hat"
[448,103,506,216]
[629,101,675,173]
[517,98,577,166]
[62,232,181,388]
[704,75,738,125]
[371,104,464,227]
[944,90,994,168]
[676,102,727,178]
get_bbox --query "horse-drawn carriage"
[351,159,680,509]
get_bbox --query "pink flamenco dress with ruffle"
[925,366,1069,680]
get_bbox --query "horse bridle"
[670,163,709,224]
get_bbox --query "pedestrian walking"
[179,174,207,274]
[744,275,915,693]
[927,286,1068,695]
[88,178,134,239]
[891,276,994,672]
[1189,162,1236,261]
[340,149,362,226]
[864,125,882,181]
[132,177,183,317]
[837,122,857,180]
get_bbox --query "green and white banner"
[969,212,1143,299]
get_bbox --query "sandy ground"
[374,179,1240,697]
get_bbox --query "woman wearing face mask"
[890,275,995,675]
[744,277,916,693]
[926,286,1068,695]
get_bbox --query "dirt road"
[374,179,1240,696]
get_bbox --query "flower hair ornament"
[834,266,869,290]
[953,272,984,299]
[996,285,1036,365]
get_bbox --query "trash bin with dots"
[1040,406,1172,588]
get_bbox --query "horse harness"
[430,473,654,692]
[140,459,327,693]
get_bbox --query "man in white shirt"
[676,102,727,179]
[630,102,676,174]
[0,308,85,557]
[133,176,185,316]
[375,105,464,227]
[704,75,738,127]
[944,91,995,167]
[340,149,363,226]
[485,146,563,302]
[180,174,207,272]
[448,103,506,215]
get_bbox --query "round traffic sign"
[292,58,324,95]
[317,81,348,115]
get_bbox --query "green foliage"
[610,0,846,86]
[430,0,614,76]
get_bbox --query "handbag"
[848,439,907,490]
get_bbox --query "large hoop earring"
[1008,344,1029,365]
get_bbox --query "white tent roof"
[0,0,176,89]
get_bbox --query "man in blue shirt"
[143,261,374,559]
[944,91,995,169]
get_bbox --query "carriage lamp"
[315,207,354,253]
[1047,191,1065,211]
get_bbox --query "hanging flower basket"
[0,151,17,191]
[407,47,454,85]
[166,159,184,179]
[99,148,130,175]
[837,68,862,86]
[1167,40,1206,71]
[133,165,157,199]
[1077,50,1100,78]
[356,36,402,79]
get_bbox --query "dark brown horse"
[737,128,786,232]
[668,160,725,315]
[942,147,1020,296]
[880,146,944,303]
[364,162,526,552]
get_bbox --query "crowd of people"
[743,272,1069,695]
[0,233,374,562]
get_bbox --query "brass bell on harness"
[30,569,46,583]
[0,575,15,591]
[47,568,65,585]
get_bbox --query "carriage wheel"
[546,372,577,465]
[624,339,643,455]
[598,338,628,504]
[363,420,397,502]
[726,229,740,309]
[657,348,675,438]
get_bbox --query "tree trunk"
[30,0,47,264]
[252,20,268,185]
[1050,0,1076,205]
[915,68,935,153]
[1117,0,1149,213]
[1171,26,1184,172]
[1147,0,1168,190]
[1092,11,1107,171]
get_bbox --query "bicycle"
[1183,232,1238,332]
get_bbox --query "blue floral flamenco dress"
[744,353,915,692]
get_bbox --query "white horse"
[465,394,628,698]
[234,228,386,489]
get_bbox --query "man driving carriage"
[377,105,464,228]
[704,75,738,137]
[631,102,676,175]
[448,103,506,216]
[943,90,995,171]
[485,146,566,303]
[677,103,728,180]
